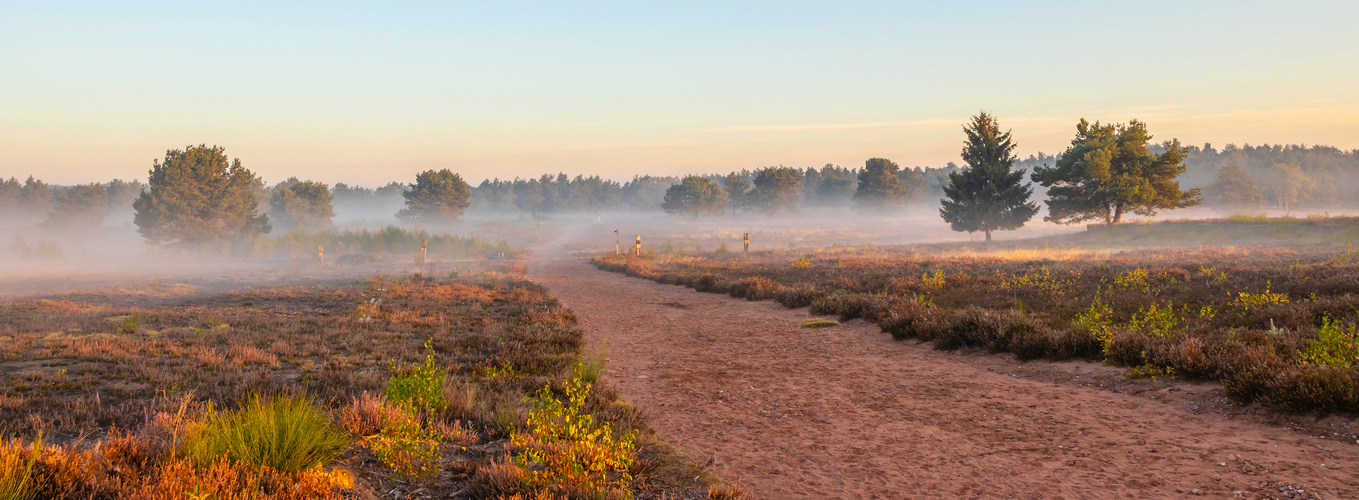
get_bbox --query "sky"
[2,1,1357,186]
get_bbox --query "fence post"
[743,233,749,253]
[318,244,324,263]
[635,235,641,256]
[615,230,620,256]
[421,239,427,264]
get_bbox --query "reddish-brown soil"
[533,256,1359,499]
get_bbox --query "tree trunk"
[985,229,992,242]
[1112,204,1124,224]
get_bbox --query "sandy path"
[532,256,1359,499]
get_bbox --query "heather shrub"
[184,393,349,474]
[1264,366,1358,413]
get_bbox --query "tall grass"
[0,436,36,500]
[185,393,349,474]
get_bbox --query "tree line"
[4,119,1356,246]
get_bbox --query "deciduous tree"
[1209,165,1265,209]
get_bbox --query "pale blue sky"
[2,1,1356,186]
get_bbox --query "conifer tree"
[940,112,1038,241]
[1031,119,1201,224]
[133,145,270,246]
[852,158,907,210]
[398,169,472,224]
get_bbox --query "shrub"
[366,403,441,482]
[385,338,448,413]
[509,374,637,498]
[1264,366,1357,413]
[1301,316,1359,368]
[184,393,349,474]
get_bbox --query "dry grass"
[0,273,717,498]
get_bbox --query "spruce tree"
[939,112,1038,241]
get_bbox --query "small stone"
[1191,489,1201,495]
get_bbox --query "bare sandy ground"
[533,256,1359,499]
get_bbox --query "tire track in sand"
[532,256,1359,499]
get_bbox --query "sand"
[533,255,1359,499]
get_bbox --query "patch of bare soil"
[533,256,1359,499]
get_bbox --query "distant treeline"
[3,142,1356,229]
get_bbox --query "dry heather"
[0,273,723,498]
[595,242,1359,414]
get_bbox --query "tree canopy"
[269,178,335,231]
[132,145,270,246]
[398,169,472,224]
[1031,119,1201,224]
[662,176,729,217]
[939,112,1038,241]
[853,158,908,209]
[1209,165,1264,209]
[45,183,108,230]
[749,167,804,214]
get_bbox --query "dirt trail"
[532,255,1359,499]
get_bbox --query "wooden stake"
[743,233,749,253]
[635,235,641,256]
[421,239,427,264]
[614,230,620,256]
[318,244,324,263]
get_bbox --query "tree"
[45,183,108,230]
[105,179,144,213]
[398,169,472,223]
[722,173,750,216]
[1209,165,1264,209]
[815,164,858,206]
[269,178,335,231]
[1263,163,1315,211]
[749,167,804,214]
[939,112,1038,241]
[133,145,270,246]
[852,158,907,209]
[1031,119,1201,224]
[662,176,729,217]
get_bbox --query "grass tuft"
[800,318,839,329]
[185,393,349,474]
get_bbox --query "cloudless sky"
[2,1,1357,186]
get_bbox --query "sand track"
[533,256,1359,499]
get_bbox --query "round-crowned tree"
[269,178,335,232]
[133,145,270,247]
[662,176,728,217]
[397,169,472,224]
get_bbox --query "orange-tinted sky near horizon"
[2,1,1356,186]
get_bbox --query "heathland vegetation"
[0,270,727,498]
[595,241,1359,414]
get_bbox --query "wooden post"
[614,230,620,256]
[421,239,427,264]
[318,244,324,263]
[743,233,749,253]
[635,235,641,256]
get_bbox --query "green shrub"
[1301,316,1359,368]
[385,338,448,413]
[184,393,349,473]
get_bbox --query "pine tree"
[662,176,728,217]
[852,158,907,210]
[398,169,472,224]
[939,112,1038,241]
[1031,119,1201,224]
[133,145,270,247]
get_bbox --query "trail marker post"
[421,239,427,265]
[615,230,620,256]
[318,245,324,263]
[635,235,641,256]
[743,233,749,253]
